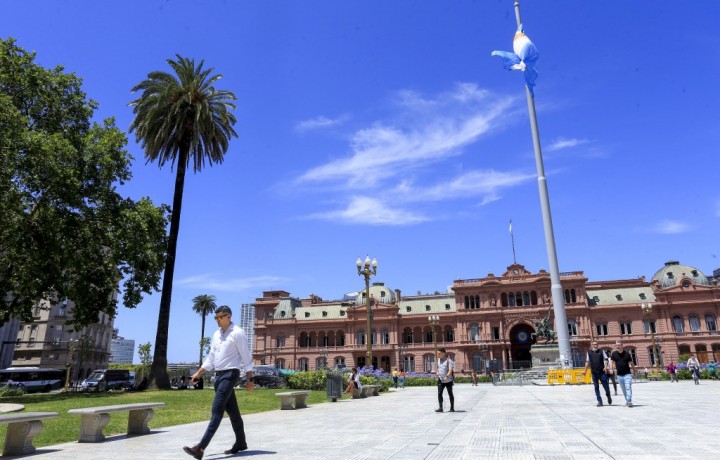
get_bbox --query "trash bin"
[325,369,343,402]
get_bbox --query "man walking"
[666,362,677,382]
[610,340,636,407]
[435,348,455,412]
[583,340,612,407]
[184,305,254,459]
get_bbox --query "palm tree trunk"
[199,315,206,368]
[150,147,188,389]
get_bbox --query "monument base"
[530,344,561,370]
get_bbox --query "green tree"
[192,294,217,366]
[0,38,169,327]
[129,56,238,389]
[137,341,153,380]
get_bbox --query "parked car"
[81,369,131,392]
[237,365,285,388]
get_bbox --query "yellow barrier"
[547,369,592,385]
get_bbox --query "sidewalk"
[12,380,720,459]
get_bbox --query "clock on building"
[513,269,520,275]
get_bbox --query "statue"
[532,307,556,343]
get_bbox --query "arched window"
[276,336,286,348]
[445,328,454,342]
[370,329,377,345]
[423,354,435,373]
[469,323,480,342]
[403,355,415,373]
[337,331,345,346]
[648,347,660,366]
[471,352,482,371]
[508,292,516,307]
[276,358,286,370]
[334,357,345,368]
[475,295,480,308]
[523,291,531,306]
[515,291,523,306]
[464,296,469,309]
[315,357,326,369]
[705,315,717,332]
[689,315,701,332]
[358,330,366,345]
[403,328,413,344]
[530,291,538,305]
[501,293,508,307]
[298,358,309,372]
[424,328,433,343]
[628,348,637,365]
[381,329,390,345]
[673,316,684,333]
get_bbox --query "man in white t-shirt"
[435,348,455,413]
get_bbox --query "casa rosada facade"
[251,261,720,374]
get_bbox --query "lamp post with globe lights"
[641,303,661,368]
[429,315,440,371]
[356,256,377,368]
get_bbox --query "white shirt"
[438,356,454,382]
[201,323,254,375]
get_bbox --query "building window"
[403,355,415,373]
[425,305,431,311]
[492,327,500,340]
[404,330,413,344]
[445,304,451,310]
[358,331,366,345]
[423,354,434,373]
[58,299,68,316]
[593,296,600,304]
[501,293,508,307]
[334,357,345,368]
[470,323,480,342]
[705,315,717,332]
[648,347,660,366]
[276,358,286,369]
[304,312,310,318]
[280,311,286,318]
[339,310,346,316]
[639,293,646,300]
[406,306,412,313]
[596,323,608,336]
[29,325,38,343]
[381,329,390,345]
[424,330,433,343]
[620,322,632,335]
[672,316,684,333]
[564,289,577,304]
[445,328,454,342]
[628,348,638,365]
[689,315,701,332]
[322,311,327,317]
[298,358,309,372]
[567,320,578,336]
[615,294,623,301]
[380,291,386,298]
[276,336,285,348]
[644,320,656,334]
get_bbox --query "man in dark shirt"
[610,340,636,407]
[583,340,612,407]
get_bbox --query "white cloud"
[297,85,515,187]
[651,219,690,234]
[295,115,345,132]
[307,196,428,226]
[546,137,590,152]
[175,274,286,292]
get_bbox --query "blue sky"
[3,1,719,363]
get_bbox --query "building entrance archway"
[508,324,536,369]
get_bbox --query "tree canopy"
[0,38,170,328]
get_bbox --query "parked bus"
[0,367,65,393]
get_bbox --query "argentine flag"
[492,24,539,95]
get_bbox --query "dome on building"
[651,260,710,288]
[354,282,396,306]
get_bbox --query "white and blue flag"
[492,24,539,95]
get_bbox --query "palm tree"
[192,294,217,367]
[129,56,237,389]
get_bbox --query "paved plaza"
[10,380,720,459]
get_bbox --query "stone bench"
[0,412,59,456]
[361,384,380,397]
[275,391,311,410]
[351,387,362,399]
[68,402,165,442]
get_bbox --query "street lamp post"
[641,303,661,368]
[356,256,378,369]
[270,347,280,368]
[429,315,440,371]
[398,344,408,371]
[64,338,78,391]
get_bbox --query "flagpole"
[513,0,572,368]
[509,220,517,264]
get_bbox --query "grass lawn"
[1,388,340,447]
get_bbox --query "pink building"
[252,261,720,373]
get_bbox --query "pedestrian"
[687,354,701,385]
[344,367,361,394]
[435,348,455,413]
[183,305,254,459]
[583,340,612,407]
[605,353,618,395]
[708,361,717,380]
[399,368,406,388]
[609,340,636,407]
[666,362,677,382]
[471,370,478,386]
[392,368,399,389]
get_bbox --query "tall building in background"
[109,328,135,364]
[12,295,116,381]
[0,318,21,369]
[238,303,256,353]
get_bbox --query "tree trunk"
[149,148,188,389]
[199,314,206,368]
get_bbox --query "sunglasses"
[214,314,229,320]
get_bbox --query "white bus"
[0,367,65,393]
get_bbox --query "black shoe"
[596,402,603,407]
[607,395,612,405]
[224,443,248,455]
[449,408,455,412]
[435,408,443,413]
[183,445,204,459]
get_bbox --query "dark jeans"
[591,371,611,402]
[607,372,617,393]
[437,380,454,409]
[199,369,246,450]
[393,376,398,388]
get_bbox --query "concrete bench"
[351,387,362,399]
[68,402,165,442]
[275,391,311,410]
[361,385,380,397]
[0,412,59,456]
